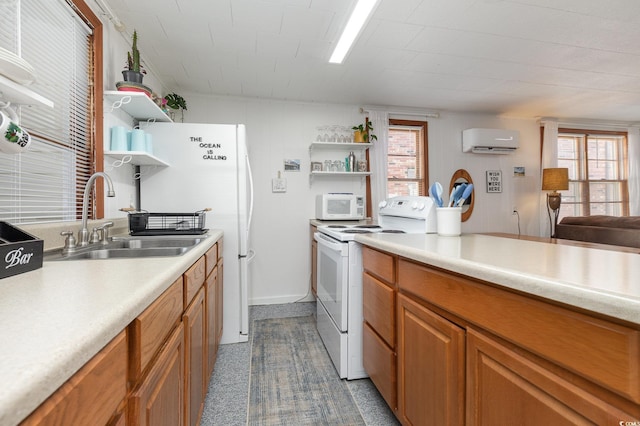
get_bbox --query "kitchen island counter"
[0,230,222,426]
[355,233,640,326]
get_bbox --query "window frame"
[386,119,428,198]
[72,0,105,218]
[557,128,629,217]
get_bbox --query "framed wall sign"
[486,170,502,193]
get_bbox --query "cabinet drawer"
[363,272,395,348]
[184,256,206,308]
[205,243,218,277]
[467,328,639,425]
[398,259,640,403]
[21,331,127,426]
[129,277,183,381]
[363,246,395,283]
[363,322,396,411]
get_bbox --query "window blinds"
[0,0,93,224]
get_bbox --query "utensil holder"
[436,207,462,236]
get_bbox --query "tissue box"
[0,222,43,279]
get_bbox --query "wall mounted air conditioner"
[462,128,520,154]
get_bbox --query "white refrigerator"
[140,123,253,344]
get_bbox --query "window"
[0,0,102,224]
[387,120,428,197]
[557,129,628,219]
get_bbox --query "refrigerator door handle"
[246,153,254,235]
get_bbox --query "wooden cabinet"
[183,256,206,309]
[466,328,636,425]
[20,238,225,426]
[362,246,397,410]
[128,277,183,382]
[361,245,640,425]
[397,293,465,426]
[20,331,127,426]
[129,323,185,426]
[310,225,317,296]
[184,288,206,426]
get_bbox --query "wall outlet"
[512,206,518,215]
[272,178,287,193]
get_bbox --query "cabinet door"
[129,323,185,426]
[397,294,465,426]
[21,331,127,426]
[206,265,219,379]
[466,328,639,425]
[184,288,206,426]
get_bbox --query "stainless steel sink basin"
[44,235,207,261]
[64,247,190,260]
[110,236,204,249]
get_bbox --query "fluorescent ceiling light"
[329,0,379,64]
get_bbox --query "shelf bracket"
[109,95,132,113]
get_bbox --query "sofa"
[555,215,640,249]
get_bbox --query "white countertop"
[0,230,222,426]
[355,233,640,326]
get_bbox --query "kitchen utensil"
[429,182,443,207]
[448,183,466,207]
[456,183,474,206]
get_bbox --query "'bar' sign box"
[0,222,43,279]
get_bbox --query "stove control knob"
[379,200,388,209]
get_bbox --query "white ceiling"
[103,0,640,121]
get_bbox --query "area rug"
[247,315,365,425]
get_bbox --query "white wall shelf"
[310,171,370,176]
[309,142,371,153]
[0,74,53,108]
[104,91,172,123]
[105,151,169,167]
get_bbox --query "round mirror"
[449,169,474,222]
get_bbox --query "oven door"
[314,232,349,332]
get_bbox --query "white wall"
[427,113,541,236]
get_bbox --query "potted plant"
[122,30,145,83]
[164,93,187,122]
[352,120,377,143]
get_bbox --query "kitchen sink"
[110,236,205,249]
[45,235,207,261]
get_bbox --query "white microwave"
[316,193,365,220]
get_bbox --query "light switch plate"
[272,178,286,193]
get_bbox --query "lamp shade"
[542,168,569,191]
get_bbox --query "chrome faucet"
[79,172,116,246]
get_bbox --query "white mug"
[0,109,31,154]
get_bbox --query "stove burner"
[327,225,348,228]
[341,229,373,234]
[380,229,406,234]
[355,225,382,229]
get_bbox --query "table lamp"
[542,168,569,237]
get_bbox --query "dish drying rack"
[126,209,210,236]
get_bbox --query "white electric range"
[314,196,437,379]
